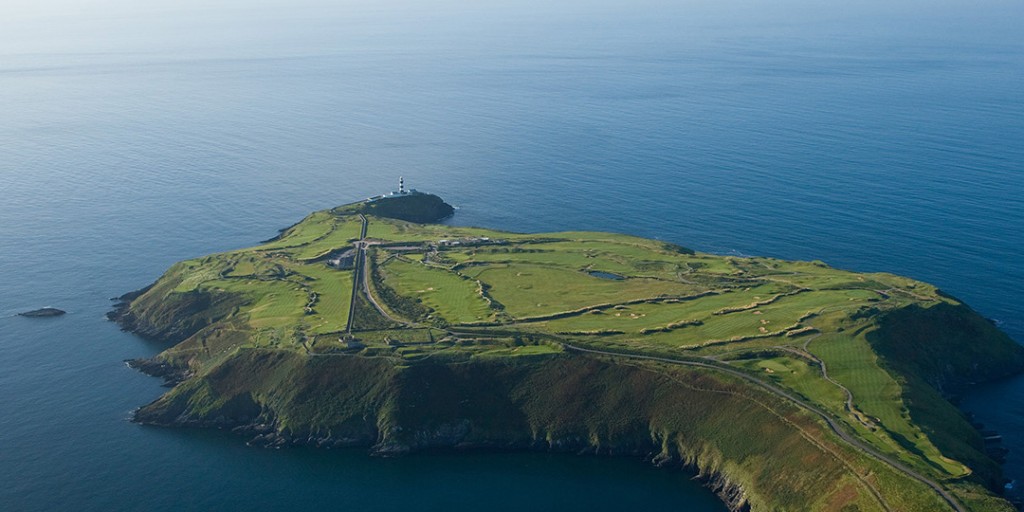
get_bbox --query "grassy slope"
[120,197,1023,511]
[137,350,949,511]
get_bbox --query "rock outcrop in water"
[18,307,65,317]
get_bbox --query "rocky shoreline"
[125,357,190,387]
[112,331,766,511]
[106,285,152,326]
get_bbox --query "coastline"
[122,348,758,510]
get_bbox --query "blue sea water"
[1,1,1022,510]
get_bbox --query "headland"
[110,189,1024,512]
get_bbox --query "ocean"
[1,1,1021,510]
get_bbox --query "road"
[759,336,873,430]
[562,343,965,512]
[344,214,368,333]
[344,214,412,331]
[358,239,408,326]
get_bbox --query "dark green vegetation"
[348,192,454,223]
[115,194,1024,512]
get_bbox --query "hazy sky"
[1,0,1021,58]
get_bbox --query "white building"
[366,177,420,202]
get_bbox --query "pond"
[588,270,625,280]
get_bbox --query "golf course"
[113,192,1024,512]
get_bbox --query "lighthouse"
[399,176,405,194]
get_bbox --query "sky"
[2,0,1022,57]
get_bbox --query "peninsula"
[112,187,1024,511]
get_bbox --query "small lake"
[588,271,626,280]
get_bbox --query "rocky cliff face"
[357,193,454,223]
[131,351,968,511]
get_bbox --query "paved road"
[344,214,412,330]
[562,343,965,512]
[358,240,408,326]
[344,214,368,333]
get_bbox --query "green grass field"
[458,263,701,318]
[380,257,494,324]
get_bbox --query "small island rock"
[19,307,66,318]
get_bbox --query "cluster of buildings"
[436,237,497,248]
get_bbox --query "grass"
[202,278,308,329]
[289,218,363,260]
[810,329,970,478]
[380,257,494,324]
[287,263,353,334]
[259,211,336,250]
[526,284,787,332]
[460,263,699,318]
[733,354,848,412]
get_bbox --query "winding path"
[765,336,874,430]
[561,343,965,512]
[799,335,874,430]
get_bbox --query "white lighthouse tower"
[399,176,405,194]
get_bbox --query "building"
[327,249,357,269]
[390,176,418,196]
[366,177,419,202]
